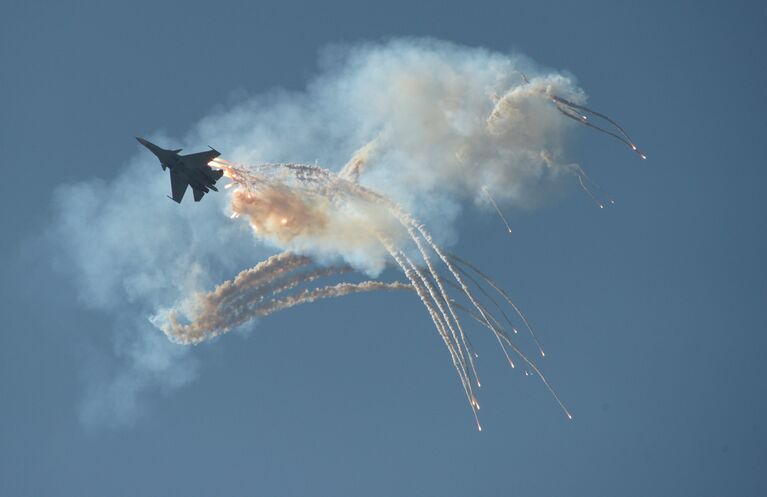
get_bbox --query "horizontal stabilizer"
[170,168,188,203]
[193,187,205,202]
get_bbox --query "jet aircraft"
[136,137,224,203]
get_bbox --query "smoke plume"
[51,38,595,427]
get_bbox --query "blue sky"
[2,1,766,496]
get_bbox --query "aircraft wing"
[181,149,221,169]
[169,168,189,203]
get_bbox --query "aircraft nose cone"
[136,137,149,147]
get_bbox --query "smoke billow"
[50,38,632,427]
[195,39,587,224]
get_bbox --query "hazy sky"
[2,1,765,496]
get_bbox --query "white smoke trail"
[161,261,354,345]
[449,253,546,357]
[163,276,411,345]
[247,281,412,318]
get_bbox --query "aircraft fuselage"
[136,137,223,203]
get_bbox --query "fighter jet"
[136,137,225,203]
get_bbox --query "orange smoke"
[230,186,329,242]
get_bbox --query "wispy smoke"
[50,156,262,428]
[77,317,199,429]
[51,38,592,428]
